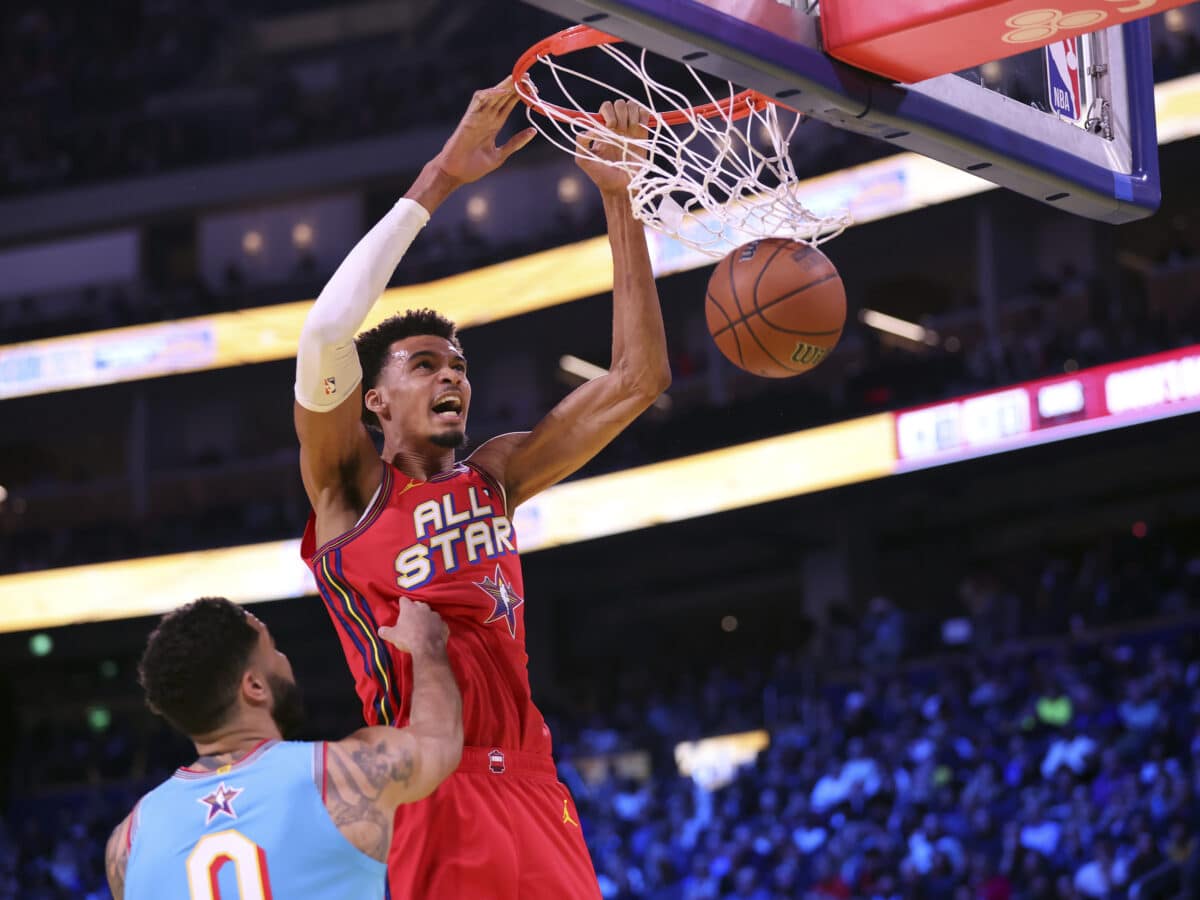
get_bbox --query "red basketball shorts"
[387,746,601,899]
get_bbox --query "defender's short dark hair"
[355,309,462,431]
[138,597,259,737]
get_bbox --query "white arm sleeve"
[294,198,431,412]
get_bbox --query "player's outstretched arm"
[322,599,462,861]
[295,77,536,536]
[472,100,670,510]
[105,813,133,899]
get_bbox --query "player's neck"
[382,442,458,482]
[192,720,282,766]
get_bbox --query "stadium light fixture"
[560,354,671,411]
[859,309,940,346]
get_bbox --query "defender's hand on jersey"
[379,598,449,658]
[576,100,650,196]
[433,76,537,186]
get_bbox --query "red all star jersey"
[301,460,552,756]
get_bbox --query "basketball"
[705,239,846,378]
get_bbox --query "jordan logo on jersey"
[475,566,524,638]
[197,782,243,824]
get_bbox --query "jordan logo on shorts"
[561,799,578,827]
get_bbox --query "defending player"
[104,596,460,899]
[293,77,667,896]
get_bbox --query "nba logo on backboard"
[1046,38,1083,122]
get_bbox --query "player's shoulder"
[107,806,135,848]
[466,433,530,512]
[105,801,139,898]
[466,432,529,480]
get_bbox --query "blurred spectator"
[859,597,906,667]
[1073,838,1116,898]
[1119,680,1162,733]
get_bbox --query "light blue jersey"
[125,739,386,900]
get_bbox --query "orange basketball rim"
[513,24,772,128]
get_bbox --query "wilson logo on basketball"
[706,238,845,378]
[791,343,829,366]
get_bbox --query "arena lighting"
[2,347,1200,631]
[291,222,314,248]
[466,194,489,222]
[858,309,939,346]
[28,633,52,656]
[7,342,1200,634]
[87,706,112,733]
[241,230,264,255]
[556,174,583,203]
[0,238,621,401]
[3,74,1199,401]
[675,730,770,791]
[559,354,671,411]
[5,345,1200,631]
[573,749,652,786]
[0,414,896,631]
[558,353,607,381]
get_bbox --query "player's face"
[247,615,295,683]
[246,615,305,738]
[370,335,472,449]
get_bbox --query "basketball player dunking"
[293,77,667,897]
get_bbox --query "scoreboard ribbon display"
[894,345,1200,468]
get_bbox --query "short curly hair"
[355,309,462,431]
[138,597,259,736]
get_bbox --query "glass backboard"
[519,0,1160,223]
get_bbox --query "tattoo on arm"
[324,736,416,861]
[105,820,129,900]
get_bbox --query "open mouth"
[431,394,464,422]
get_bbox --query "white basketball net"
[516,40,852,259]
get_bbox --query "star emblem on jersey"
[475,566,524,638]
[198,782,243,824]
